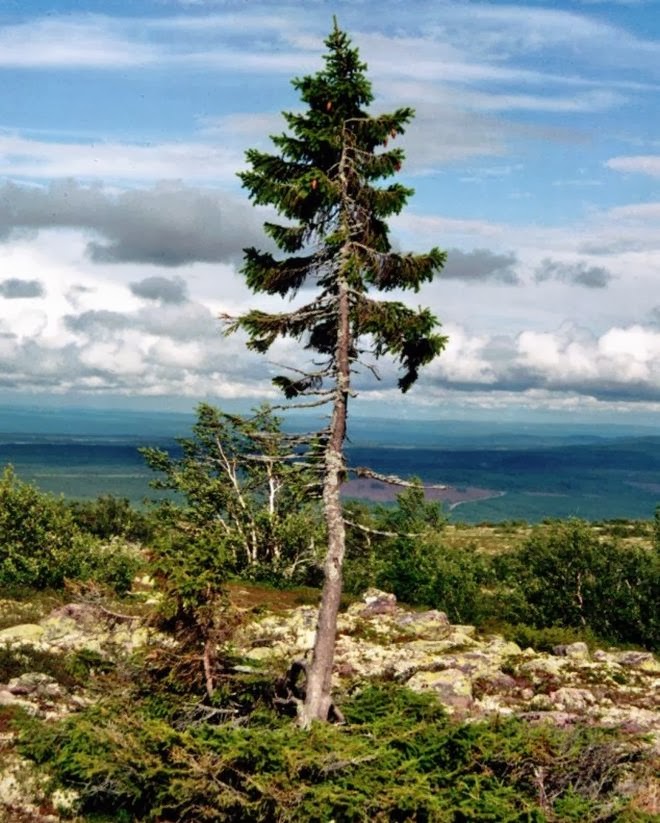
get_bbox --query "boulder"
[549,687,596,713]
[394,609,451,639]
[406,667,473,711]
[349,588,398,616]
[0,624,44,644]
[553,642,590,661]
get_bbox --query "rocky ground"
[1,588,658,820]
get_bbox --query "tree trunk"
[300,278,350,727]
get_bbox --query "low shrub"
[0,468,142,593]
[18,683,653,822]
[495,623,601,654]
[68,495,154,543]
[501,519,659,650]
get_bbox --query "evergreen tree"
[231,21,447,725]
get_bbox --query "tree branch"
[351,466,448,489]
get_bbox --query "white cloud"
[0,134,241,183]
[606,155,660,178]
[516,324,660,393]
[0,17,157,68]
[425,324,497,384]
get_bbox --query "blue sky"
[0,0,659,422]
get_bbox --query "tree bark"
[300,278,350,727]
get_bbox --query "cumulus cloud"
[3,284,660,404]
[514,324,660,399]
[130,276,188,304]
[0,278,44,299]
[17,296,276,398]
[0,180,264,266]
[442,248,519,284]
[408,321,660,403]
[534,259,613,288]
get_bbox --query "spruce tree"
[231,21,447,725]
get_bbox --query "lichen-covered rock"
[614,651,658,671]
[517,655,567,684]
[394,609,451,639]
[0,754,47,814]
[0,688,36,714]
[0,624,44,644]
[233,589,659,743]
[481,637,522,659]
[553,642,590,661]
[51,787,80,815]
[406,667,473,710]
[351,588,398,616]
[549,687,596,713]
[450,651,501,679]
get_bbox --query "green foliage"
[0,468,130,592]
[345,506,658,648]
[0,642,113,690]
[140,404,327,697]
[0,466,83,589]
[497,624,601,654]
[73,536,144,596]
[654,504,660,551]
[345,487,491,624]
[501,519,659,649]
[141,403,324,585]
[234,23,447,392]
[68,494,154,542]
[0,467,142,593]
[19,682,648,822]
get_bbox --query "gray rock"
[355,588,398,615]
[395,610,451,639]
[553,642,590,661]
[8,673,62,699]
[406,668,473,710]
[549,687,596,713]
[614,652,660,675]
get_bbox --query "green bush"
[74,536,143,596]
[496,624,600,654]
[141,403,325,585]
[68,494,154,542]
[344,487,492,624]
[501,519,659,650]
[0,467,141,593]
[0,466,86,588]
[19,683,651,822]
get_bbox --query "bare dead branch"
[343,518,424,539]
[352,466,448,490]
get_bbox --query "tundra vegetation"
[0,411,658,820]
[0,22,659,823]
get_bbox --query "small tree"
[231,22,447,724]
[141,404,323,696]
[141,403,322,580]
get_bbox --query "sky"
[0,0,659,423]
